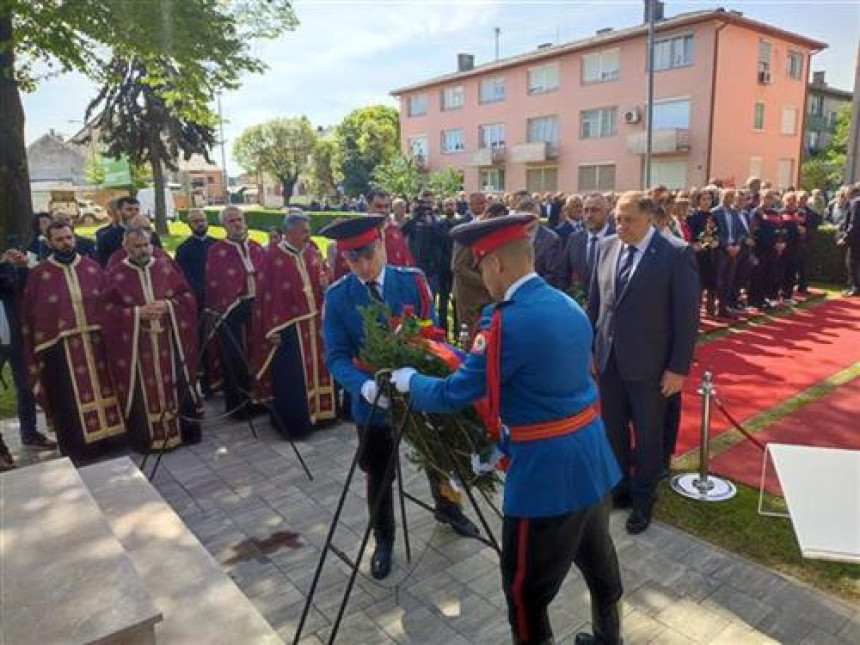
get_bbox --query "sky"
[22,0,860,174]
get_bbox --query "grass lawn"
[75,222,332,257]
[0,366,15,420]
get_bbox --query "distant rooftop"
[391,7,827,95]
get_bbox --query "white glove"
[391,367,417,393]
[361,380,390,409]
[470,446,505,475]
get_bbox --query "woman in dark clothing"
[687,191,717,315]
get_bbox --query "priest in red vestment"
[22,222,126,462]
[205,206,267,416]
[103,228,202,451]
[252,210,335,438]
[330,190,414,279]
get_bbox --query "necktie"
[726,211,734,245]
[366,280,384,302]
[615,245,638,296]
[586,235,599,274]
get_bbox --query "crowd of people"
[1,176,859,644]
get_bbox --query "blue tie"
[586,235,599,274]
[615,245,638,296]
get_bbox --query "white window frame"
[441,86,464,111]
[478,123,506,149]
[441,128,465,154]
[527,62,560,95]
[479,167,505,192]
[758,40,772,76]
[781,107,798,136]
[653,34,694,71]
[526,166,558,193]
[582,48,620,83]
[652,98,690,130]
[753,102,766,131]
[580,107,617,139]
[409,135,429,159]
[787,50,803,81]
[408,94,427,117]
[749,156,764,179]
[479,77,506,104]
[526,115,559,149]
[777,158,795,189]
[810,94,824,117]
[577,163,616,192]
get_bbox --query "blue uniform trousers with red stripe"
[501,496,622,644]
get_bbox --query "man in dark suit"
[838,184,860,297]
[562,193,615,296]
[511,193,565,289]
[588,191,700,534]
[711,188,746,317]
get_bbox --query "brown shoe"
[0,448,17,471]
[22,433,58,450]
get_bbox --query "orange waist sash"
[508,405,599,443]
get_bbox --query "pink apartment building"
[391,7,827,194]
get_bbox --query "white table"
[760,443,860,563]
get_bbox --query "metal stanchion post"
[671,372,737,502]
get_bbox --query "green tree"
[334,105,400,197]
[425,166,464,198]
[800,104,853,192]
[0,0,297,244]
[85,153,152,190]
[306,137,340,199]
[371,154,424,198]
[233,117,318,206]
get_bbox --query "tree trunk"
[0,11,33,248]
[281,178,293,206]
[149,150,168,235]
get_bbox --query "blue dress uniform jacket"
[323,265,437,427]
[408,275,621,518]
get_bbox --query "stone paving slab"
[3,411,859,644]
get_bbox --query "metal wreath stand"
[671,371,737,502]
[138,306,313,484]
[292,370,502,645]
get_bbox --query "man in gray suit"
[711,188,747,317]
[588,191,700,534]
[562,193,615,296]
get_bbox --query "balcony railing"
[466,146,506,167]
[626,128,690,155]
[509,141,558,163]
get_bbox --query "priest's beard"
[52,249,77,264]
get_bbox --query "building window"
[753,102,766,131]
[441,128,465,153]
[528,63,559,95]
[787,50,803,80]
[580,107,617,139]
[749,156,764,179]
[441,86,464,111]
[408,94,427,117]
[578,164,616,191]
[781,107,798,136]
[758,40,772,82]
[479,77,506,104]
[777,158,795,189]
[582,49,620,83]
[526,166,558,193]
[479,123,506,149]
[409,136,428,159]
[527,116,559,149]
[807,131,820,150]
[653,34,693,71]
[645,159,688,189]
[810,94,824,117]
[828,111,840,128]
[652,99,690,129]
[480,168,505,192]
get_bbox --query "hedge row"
[178,210,846,285]
[177,208,360,234]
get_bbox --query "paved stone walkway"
[2,410,858,644]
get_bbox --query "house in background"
[392,4,826,193]
[804,70,852,159]
[27,130,88,186]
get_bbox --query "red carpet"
[675,297,860,456]
[709,377,860,495]
[697,289,826,335]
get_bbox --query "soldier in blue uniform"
[389,214,624,645]
[321,215,479,580]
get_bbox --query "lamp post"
[217,91,229,204]
[644,0,655,189]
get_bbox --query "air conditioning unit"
[758,69,772,84]
[623,108,641,124]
